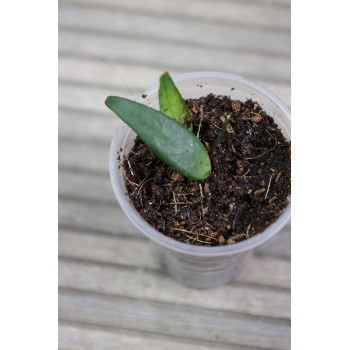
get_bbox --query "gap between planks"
[58,8,290,57]
[59,0,291,32]
[59,286,291,325]
[58,30,290,84]
[58,258,291,319]
[58,55,291,104]
[58,320,278,350]
[58,52,291,90]
[58,25,290,64]
[57,298,289,349]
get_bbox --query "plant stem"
[211,115,231,153]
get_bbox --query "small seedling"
[105,72,211,180]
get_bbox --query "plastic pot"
[109,71,291,289]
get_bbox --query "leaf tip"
[105,96,114,107]
[160,71,170,80]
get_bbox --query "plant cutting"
[107,72,290,245]
[108,71,291,288]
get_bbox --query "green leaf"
[106,96,211,180]
[159,72,193,131]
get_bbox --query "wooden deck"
[58,0,291,349]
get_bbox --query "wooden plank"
[255,222,291,260]
[240,254,290,288]
[58,322,259,350]
[58,30,290,83]
[59,0,290,31]
[59,228,290,289]
[59,229,158,269]
[58,56,291,108]
[59,290,290,349]
[59,138,109,174]
[58,198,142,237]
[58,82,133,115]
[58,258,290,319]
[58,4,290,56]
[58,170,116,203]
[58,55,177,93]
[58,108,115,144]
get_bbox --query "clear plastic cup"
[109,72,291,289]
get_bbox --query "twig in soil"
[122,168,139,188]
[244,224,251,239]
[254,188,266,196]
[178,193,194,204]
[198,184,205,218]
[266,129,275,139]
[250,111,261,116]
[234,137,242,145]
[199,184,204,197]
[187,235,212,245]
[221,99,229,106]
[232,175,261,178]
[130,173,149,196]
[210,121,221,130]
[197,105,204,139]
[211,115,231,153]
[269,196,277,203]
[126,157,134,176]
[163,202,187,206]
[157,200,162,210]
[250,145,266,150]
[238,168,250,178]
[173,228,218,242]
[173,192,178,214]
[265,174,273,199]
[275,172,282,183]
[246,132,277,160]
[137,176,154,196]
[134,176,154,206]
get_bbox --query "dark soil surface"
[121,94,291,246]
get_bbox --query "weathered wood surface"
[59,0,291,348]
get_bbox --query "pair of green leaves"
[105,72,211,180]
